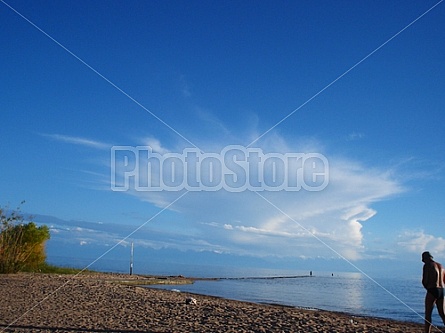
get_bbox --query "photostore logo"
[111,145,329,192]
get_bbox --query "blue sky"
[1,1,444,277]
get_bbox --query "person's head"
[422,251,433,263]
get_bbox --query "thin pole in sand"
[130,241,134,275]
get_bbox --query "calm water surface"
[150,272,429,324]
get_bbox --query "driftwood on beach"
[0,273,424,333]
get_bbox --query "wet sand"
[0,273,425,332]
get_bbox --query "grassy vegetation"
[29,263,94,274]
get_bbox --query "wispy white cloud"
[193,107,232,141]
[397,230,445,256]
[42,133,110,150]
[347,132,365,141]
[388,156,445,183]
[143,137,170,154]
[179,74,192,98]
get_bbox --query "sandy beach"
[0,273,425,333]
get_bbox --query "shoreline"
[148,274,424,325]
[0,272,424,332]
[151,286,422,327]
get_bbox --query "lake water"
[149,271,431,324]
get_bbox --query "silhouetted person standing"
[422,251,445,333]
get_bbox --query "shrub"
[0,203,50,273]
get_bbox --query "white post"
[130,242,134,275]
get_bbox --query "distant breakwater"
[125,274,314,286]
[197,275,313,281]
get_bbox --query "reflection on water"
[342,273,365,311]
